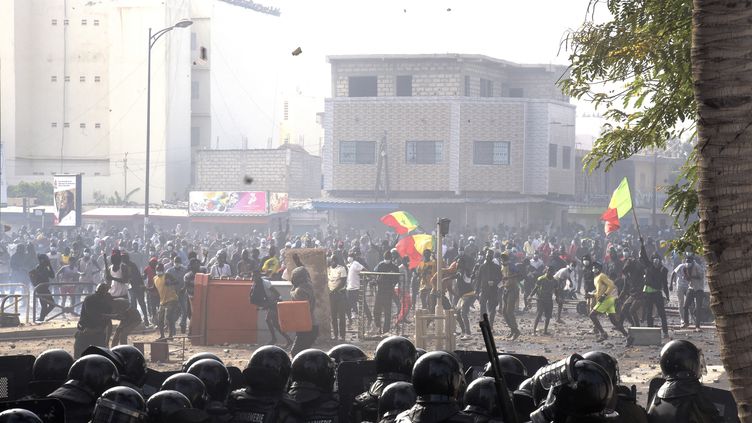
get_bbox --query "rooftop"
[326,53,567,71]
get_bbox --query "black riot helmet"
[112,345,148,387]
[486,354,528,377]
[378,382,417,419]
[660,339,704,380]
[0,409,42,423]
[187,359,231,403]
[415,348,427,359]
[161,373,207,410]
[146,390,191,422]
[67,355,120,398]
[464,377,501,418]
[91,386,147,423]
[29,349,74,396]
[243,345,292,393]
[181,352,223,373]
[374,336,417,377]
[583,351,619,386]
[290,349,336,393]
[327,344,367,366]
[532,359,613,421]
[411,351,465,401]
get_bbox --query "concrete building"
[321,54,576,229]
[0,0,192,204]
[194,144,321,199]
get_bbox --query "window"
[348,76,377,97]
[200,47,208,61]
[549,144,558,167]
[95,123,101,129]
[64,122,70,128]
[480,78,493,97]
[51,76,57,82]
[406,141,443,164]
[474,141,510,165]
[64,19,69,25]
[64,76,70,82]
[51,122,57,128]
[562,146,571,169]
[191,33,197,50]
[93,19,100,26]
[339,141,376,164]
[464,76,471,96]
[80,76,86,82]
[396,75,412,96]
[80,123,86,129]
[81,19,87,25]
[509,87,524,98]
[191,127,200,146]
[191,81,199,99]
[94,76,101,82]
[51,19,58,25]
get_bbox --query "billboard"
[189,191,267,215]
[269,192,289,213]
[53,174,82,227]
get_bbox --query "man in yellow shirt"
[154,263,179,341]
[261,246,280,279]
[589,261,632,345]
[416,250,436,309]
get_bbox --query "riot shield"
[0,355,35,401]
[646,377,665,408]
[336,360,377,423]
[703,386,740,423]
[142,369,180,398]
[0,398,65,423]
[454,350,549,376]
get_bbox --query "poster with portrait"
[269,192,289,213]
[53,174,82,227]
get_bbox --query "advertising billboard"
[269,192,289,213]
[53,174,82,227]
[189,191,267,215]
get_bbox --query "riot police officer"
[395,351,473,423]
[482,354,529,392]
[378,382,416,423]
[463,377,503,422]
[182,352,224,372]
[0,409,42,423]
[161,372,206,406]
[48,355,119,422]
[328,344,367,366]
[112,345,148,393]
[187,359,232,421]
[27,349,74,398]
[583,351,648,423]
[227,345,299,423]
[90,386,148,422]
[146,390,193,422]
[513,378,537,423]
[287,349,339,422]
[352,336,416,422]
[647,340,721,422]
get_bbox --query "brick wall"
[547,103,576,196]
[194,148,321,198]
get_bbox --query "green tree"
[6,181,54,204]
[563,0,752,417]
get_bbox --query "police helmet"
[0,409,42,423]
[146,390,191,422]
[464,377,500,417]
[181,352,223,373]
[112,345,148,387]
[411,351,465,401]
[552,359,613,417]
[187,359,231,403]
[583,351,619,385]
[29,349,74,397]
[660,340,704,380]
[67,355,120,398]
[161,373,207,410]
[243,345,291,393]
[374,336,416,377]
[377,381,417,419]
[327,344,367,366]
[290,349,336,393]
[91,386,147,423]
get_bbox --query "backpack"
[249,279,269,307]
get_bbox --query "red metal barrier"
[190,274,258,346]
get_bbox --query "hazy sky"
[210,0,607,148]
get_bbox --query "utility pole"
[123,152,128,201]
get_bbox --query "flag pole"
[631,201,643,240]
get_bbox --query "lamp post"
[144,19,192,243]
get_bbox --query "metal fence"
[32,282,97,323]
[357,271,409,340]
[0,284,30,324]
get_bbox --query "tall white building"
[0,0,192,204]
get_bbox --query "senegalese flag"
[601,177,633,235]
[396,234,433,269]
[380,211,419,234]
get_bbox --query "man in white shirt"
[346,254,366,328]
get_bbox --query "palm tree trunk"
[692,0,752,420]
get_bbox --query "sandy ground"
[0,305,727,409]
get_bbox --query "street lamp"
[144,19,192,242]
